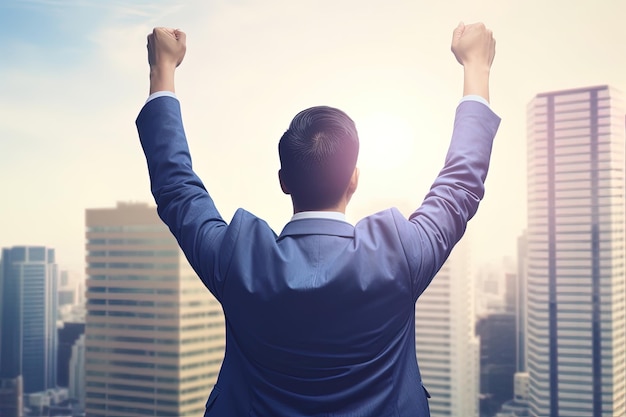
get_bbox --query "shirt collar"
[290,211,349,223]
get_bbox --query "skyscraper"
[476,312,516,416]
[415,237,479,417]
[526,85,626,416]
[57,322,85,388]
[84,202,225,417]
[0,246,58,394]
[0,376,23,417]
[516,231,528,374]
[69,334,85,411]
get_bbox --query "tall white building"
[84,202,225,416]
[415,237,479,417]
[69,334,85,410]
[526,85,626,416]
[516,231,528,374]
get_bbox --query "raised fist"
[451,22,495,69]
[147,27,187,70]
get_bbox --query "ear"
[278,169,290,195]
[346,167,359,198]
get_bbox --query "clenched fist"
[450,22,495,102]
[147,27,187,70]
[146,27,186,94]
[451,22,495,70]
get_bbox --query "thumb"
[452,21,465,40]
[174,29,186,43]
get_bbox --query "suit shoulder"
[356,207,407,224]
[230,208,279,237]
[354,207,412,237]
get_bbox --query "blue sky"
[1,0,626,273]
[1,1,153,68]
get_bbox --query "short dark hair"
[279,106,359,211]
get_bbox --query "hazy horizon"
[2,0,625,274]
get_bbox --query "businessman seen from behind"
[136,22,500,417]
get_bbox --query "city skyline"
[2,0,626,274]
[2,82,623,414]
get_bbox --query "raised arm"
[137,28,228,299]
[406,22,499,299]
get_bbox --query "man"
[137,22,499,417]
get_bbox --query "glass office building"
[526,85,626,416]
[0,246,58,394]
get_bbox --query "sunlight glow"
[357,111,416,171]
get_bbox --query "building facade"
[69,333,85,410]
[495,372,530,417]
[415,238,479,417]
[476,312,516,416]
[0,376,23,417]
[0,246,58,394]
[516,231,528,374]
[57,322,85,388]
[526,85,626,416]
[84,202,225,416]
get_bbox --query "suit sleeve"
[135,96,226,299]
[404,100,500,300]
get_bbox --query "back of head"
[278,106,359,211]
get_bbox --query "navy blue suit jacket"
[136,97,500,416]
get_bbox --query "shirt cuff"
[459,95,490,108]
[146,91,178,104]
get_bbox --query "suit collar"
[278,218,355,239]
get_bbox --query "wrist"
[463,63,490,76]
[149,65,176,94]
[462,65,490,102]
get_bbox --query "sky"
[1,0,625,275]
